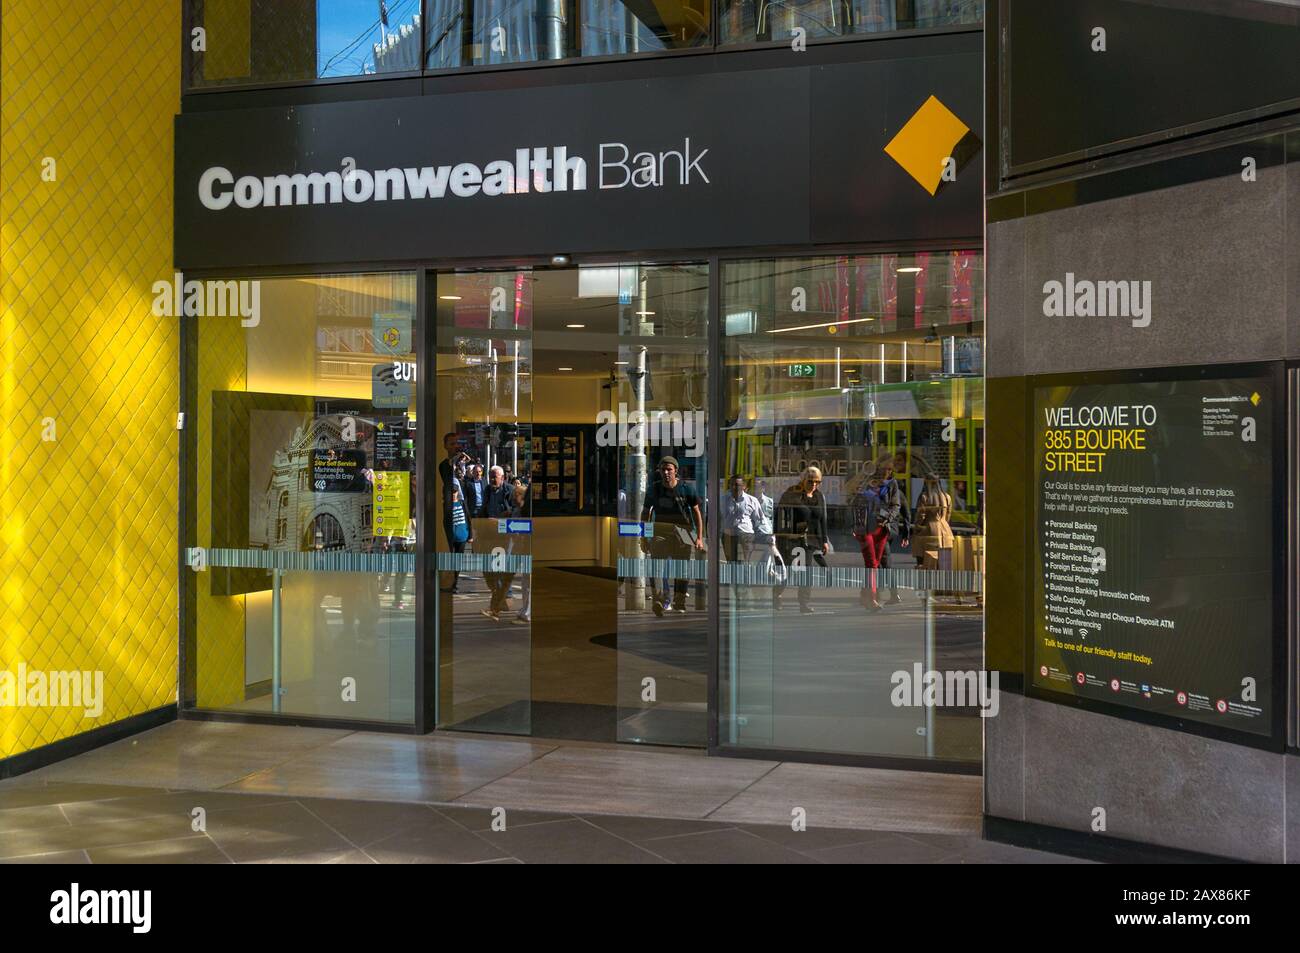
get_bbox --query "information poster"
[372,471,410,538]
[309,448,368,492]
[1031,374,1273,735]
[374,418,413,470]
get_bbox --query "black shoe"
[800,604,815,614]
[652,600,665,617]
[887,593,902,605]
[440,586,458,594]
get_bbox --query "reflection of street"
[439,561,980,762]
[442,567,708,743]
[439,575,533,735]
[721,585,981,762]
[614,598,709,747]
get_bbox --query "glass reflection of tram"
[725,378,984,557]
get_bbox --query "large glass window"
[187,0,973,87]
[188,0,424,88]
[719,251,984,762]
[189,272,418,724]
[424,0,709,68]
[718,0,981,45]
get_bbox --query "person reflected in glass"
[467,463,487,518]
[722,474,762,606]
[773,466,829,614]
[722,474,761,561]
[877,453,910,605]
[753,478,779,591]
[439,433,473,593]
[441,474,473,594]
[754,479,776,548]
[639,456,705,617]
[509,480,532,626]
[914,471,954,572]
[852,459,901,611]
[481,465,514,621]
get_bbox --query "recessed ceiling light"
[439,294,462,300]
[566,323,585,328]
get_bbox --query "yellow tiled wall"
[0,2,180,758]
[194,315,247,708]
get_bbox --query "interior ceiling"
[437,263,977,378]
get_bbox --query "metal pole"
[512,337,519,477]
[627,338,648,611]
[923,591,935,758]
[488,342,497,475]
[543,0,565,58]
[271,567,283,713]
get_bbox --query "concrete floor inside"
[0,721,1087,863]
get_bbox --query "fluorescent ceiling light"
[897,267,922,274]
[566,323,585,328]
[439,294,462,300]
[769,317,875,334]
[558,366,573,371]
[577,266,618,297]
[635,310,655,316]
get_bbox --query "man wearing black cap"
[639,456,705,616]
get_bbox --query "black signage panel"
[176,71,810,269]
[1005,0,1300,176]
[175,55,982,269]
[309,448,368,492]
[1030,369,1280,741]
[810,52,983,244]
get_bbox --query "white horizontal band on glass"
[435,552,534,573]
[208,548,415,573]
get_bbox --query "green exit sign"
[788,363,815,378]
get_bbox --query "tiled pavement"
[0,722,1086,863]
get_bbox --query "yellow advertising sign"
[372,470,410,538]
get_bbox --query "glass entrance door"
[434,269,534,735]
[433,262,709,746]
[607,264,710,746]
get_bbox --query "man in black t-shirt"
[639,456,705,617]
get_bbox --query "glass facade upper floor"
[186,0,983,89]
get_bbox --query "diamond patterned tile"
[0,2,181,759]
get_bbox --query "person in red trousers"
[852,460,902,610]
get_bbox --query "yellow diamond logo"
[1251,392,1261,406]
[884,95,972,196]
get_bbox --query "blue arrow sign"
[618,521,646,537]
[505,518,532,534]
